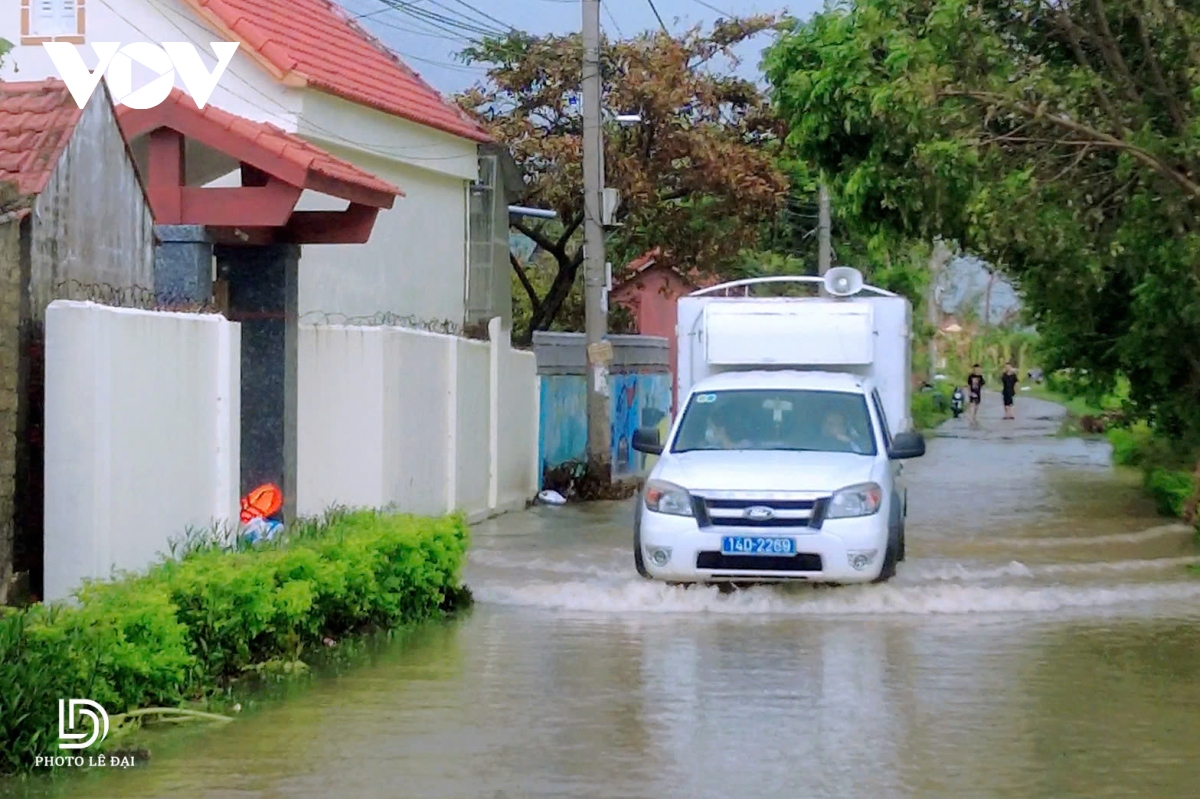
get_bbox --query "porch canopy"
[115,90,402,245]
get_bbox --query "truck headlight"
[826,482,883,519]
[643,479,694,517]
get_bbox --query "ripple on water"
[472,571,1200,619]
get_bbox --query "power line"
[377,0,501,39]
[442,0,514,33]
[645,0,669,34]
[690,0,735,17]
[602,0,624,39]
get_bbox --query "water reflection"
[7,398,1200,799]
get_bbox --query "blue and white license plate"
[720,536,796,556]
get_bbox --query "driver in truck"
[820,410,870,455]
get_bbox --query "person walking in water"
[1000,362,1019,420]
[966,363,985,427]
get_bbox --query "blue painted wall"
[539,371,673,484]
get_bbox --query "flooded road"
[14,394,1200,798]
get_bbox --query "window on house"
[22,0,84,43]
[465,155,498,326]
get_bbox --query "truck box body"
[676,293,913,433]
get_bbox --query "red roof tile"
[183,0,492,144]
[116,89,402,206]
[0,80,83,197]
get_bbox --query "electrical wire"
[441,0,514,33]
[690,0,736,17]
[378,0,503,39]
[602,0,624,39]
[645,0,670,34]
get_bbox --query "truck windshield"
[670,389,877,455]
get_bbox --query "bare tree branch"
[511,220,561,256]
[943,89,1200,199]
[510,252,542,314]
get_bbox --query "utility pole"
[817,181,832,277]
[927,238,951,383]
[582,0,612,474]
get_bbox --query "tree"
[457,19,789,344]
[764,0,1200,447]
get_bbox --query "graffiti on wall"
[539,376,588,475]
[611,372,672,478]
[538,371,673,482]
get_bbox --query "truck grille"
[696,552,824,572]
[695,496,826,529]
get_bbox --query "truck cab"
[630,268,926,585]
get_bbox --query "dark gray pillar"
[216,244,299,523]
[154,225,213,304]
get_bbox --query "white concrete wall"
[43,301,240,602]
[297,319,537,523]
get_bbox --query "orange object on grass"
[240,483,283,524]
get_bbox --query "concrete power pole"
[582,0,612,474]
[927,238,951,383]
[818,182,832,277]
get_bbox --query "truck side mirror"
[632,427,663,456]
[888,431,926,460]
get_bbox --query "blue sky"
[338,0,825,96]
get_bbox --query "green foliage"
[1144,468,1193,519]
[912,383,954,431]
[0,511,470,775]
[763,0,1200,450]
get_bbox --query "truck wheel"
[898,524,907,562]
[873,537,899,583]
[633,510,652,579]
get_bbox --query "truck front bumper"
[637,508,890,584]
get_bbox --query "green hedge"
[1106,422,1196,524]
[1145,468,1194,519]
[912,383,954,431]
[0,510,470,776]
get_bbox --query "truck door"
[871,389,906,517]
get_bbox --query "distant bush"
[0,510,470,776]
[912,383,954,431]
[1144,468,1194,519]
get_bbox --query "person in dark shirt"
[1000,362,1019,420]
[966,364,985,427]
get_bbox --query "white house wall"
[4,0,481,324]
[0,0,302,129]
[295,144,470,323]
[295,94,478,322]
[298,91,478,183]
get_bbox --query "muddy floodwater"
[10,395,1200,798]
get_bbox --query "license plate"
[720,536,796,556]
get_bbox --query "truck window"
[671,389,877,456]
[871,390,892,448]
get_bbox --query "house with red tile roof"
[3,0,507,331]
[609,249,724,413]
[0,77,156,601]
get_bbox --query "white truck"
[631,267,926,585]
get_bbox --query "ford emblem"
[744,506,775,521]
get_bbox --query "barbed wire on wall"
[297,311,464,336]
[44,282,502,340]
[50,281,225,315]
